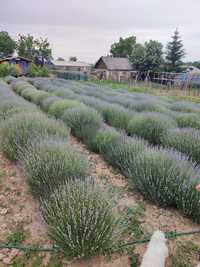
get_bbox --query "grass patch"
[7,229,26,245]
[172,240,200,267]
[129,254,140,267]
[125,204,145,239]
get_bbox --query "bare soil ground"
[0,136,200,266]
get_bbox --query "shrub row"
[30,79,179,145]
[0,112,68,161]
[127,112,177,145]
[162,128,200,164]
[12,79,200,223]
[20,136,89,198]
[48,82,200,164]
[103,139,200,222]
[5,80,121,258]
[175,113,200,129]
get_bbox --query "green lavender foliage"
[0,104,35,121]
[22,89,50,106]
[20,137,89,198]
[62,106,103,141]
[40,95,61,112]
[170,101,200,113]
[12,80,35,95]
[175,113,200,129]
[89,126,121,153]
[127,113,176,145]
[41,178,121,258]
[127,148,200,208]
[11,79,51,106]
[130,101,164,112]
[48,99,82,118]
[0,112,69,161]
[102,105,133,129]
[162,128,200,164]
[103,136,146,175]
[176,170,200,223]
[20,87,40,101]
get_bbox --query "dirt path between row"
[0,154,51,266]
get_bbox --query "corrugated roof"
[51,60,91,67]
[95,56,133,71]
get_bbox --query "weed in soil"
[129,254,140,267]
[7,229,26,245]
[171,240,200,267]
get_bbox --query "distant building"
[94,56,136,82]
[49,60,91,74]
[0,56,32,75]
[176,66,200,87]
[186,65,200,74]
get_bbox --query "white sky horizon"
[1,0,200,63]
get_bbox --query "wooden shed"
[0,56,32,75]
[94,56,135,82]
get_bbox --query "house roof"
[0,56,32,63]
[95,56,133,71]
[51,60,91,67]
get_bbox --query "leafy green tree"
[27,63,49,77]
[191,61,200,69]
[110,36,136,58]
[130,44,146,71]
[17,34,52,62]
[0,63,17,77]
[17,34,36,60]
[144,40,163,71]
[166,29,185,72]
[0,31,16,58]
[35,37,52,63]
[130,41,163,71]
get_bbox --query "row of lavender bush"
[30,78,200,165]
[8,78,200,223]
[0,79,120,258]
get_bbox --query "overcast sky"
[1,0,200,63]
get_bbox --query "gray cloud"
[1,0,200,62]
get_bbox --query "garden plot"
[30,78,200,164]
[9,78,200,222]
[2,77,200,266]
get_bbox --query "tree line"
[0,30,199,73]
[110,29,191,73]
[0,31,52,65]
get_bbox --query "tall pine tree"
[166,29,185,72]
